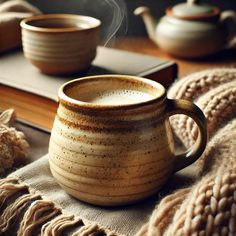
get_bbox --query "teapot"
[134,0,236,58]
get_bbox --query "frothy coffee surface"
[80,89,155,105]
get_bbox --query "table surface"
[1,37,236,130]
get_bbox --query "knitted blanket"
[138,68,236,236]
[0,68,236,235]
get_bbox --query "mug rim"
[20,14,101,33]
[58,75,166,110]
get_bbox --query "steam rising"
[60,0,128,45]
[28,0,127,44]
[102,0,127,45]
[76,0,127,45]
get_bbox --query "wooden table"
[1,37,236,130]
[114,37,236,77]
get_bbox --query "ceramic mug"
[49,75,207,206]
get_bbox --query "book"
[0,46,177,129]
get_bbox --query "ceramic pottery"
[49,75,207,206]
[20,14,101,75]
[135,0,236,58]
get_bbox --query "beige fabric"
[0,0,40,13]
[135,68,236,235]
[9,155,159,235]
[0,109,28,174]
[0,0,41,53]
[136,118,236,236]
[0,120,196,236]
[168,68,236,148]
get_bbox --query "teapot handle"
[220,11,236,49]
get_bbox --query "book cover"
[0,46,177,129]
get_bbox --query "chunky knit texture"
[168,68,236,148]
[137,119,236,236]
[136,68,236,236]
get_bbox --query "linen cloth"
[11,155,158,235]
[1,115,194,235]
[0,122,195,235]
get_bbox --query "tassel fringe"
[0,177,120,236]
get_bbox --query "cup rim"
[58,75,166,110]
[20,14,101,33]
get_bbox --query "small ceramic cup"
[49,75,207,206]
[20,14,101,75]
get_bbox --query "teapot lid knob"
[187,0,199,5]
[167,0,220,20]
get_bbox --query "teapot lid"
[167,0,220,20]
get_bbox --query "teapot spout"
[134,6,157,43]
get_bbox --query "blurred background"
[26,0,236,37]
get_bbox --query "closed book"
[0,46,177,128]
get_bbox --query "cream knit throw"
[136,68,236,236]
[168,68,236,148]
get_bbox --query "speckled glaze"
[20,14,101,75]
[49,75,207,206]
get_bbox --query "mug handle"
[166,99,208,172]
